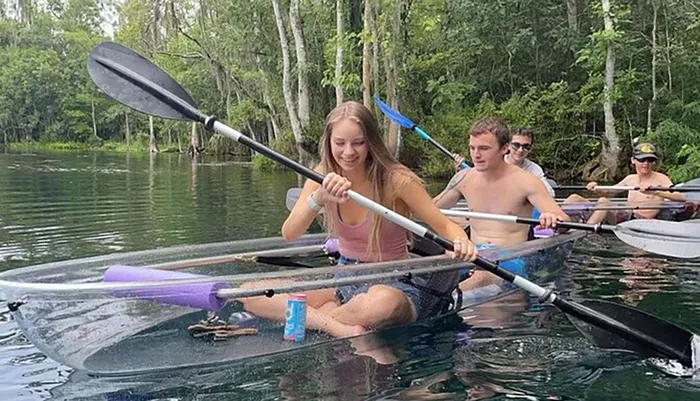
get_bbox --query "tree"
[600,0,621,178]
[335,0,344,105]
[271,0,310,164]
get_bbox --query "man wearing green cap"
[565,142,687,224]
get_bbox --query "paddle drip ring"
[537,289,554,304]
[204,115,217,131]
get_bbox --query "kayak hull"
[0,232,584,375]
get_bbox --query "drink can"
[283,293,307,342]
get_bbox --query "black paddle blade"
[87,42,198,121]
[568,299,694,366]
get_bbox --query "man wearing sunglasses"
[504,127,556,197]
[565,142,686,224]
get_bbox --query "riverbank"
[5,141,183,153]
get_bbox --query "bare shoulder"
[447,168,472,189]
[652,171,673,185]
[619,174,636,185]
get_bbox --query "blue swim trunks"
[334,255,423,318]
[459,243,527,282]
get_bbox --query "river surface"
[1,149,699,400]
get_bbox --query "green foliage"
[0,0,699,183]
[668,145,700,183]
[252,134,298,171]
[647,120,700,166]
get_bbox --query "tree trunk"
[188,122,199,157]
[262,85,281,141]
[335,0,344,105]
[646,1,658,136]
[601,0,620,178]
[362,0,372,107]
[289,0,310,131]
[149,116,159,153]
[371,1,379,103]
[152,0,161,49]
[125,111,131,149]
[271,0,307,162]
[91,98,98,139]
[566,0,578,32]
[384,55,400,157]
[383,1,400,157]
[266,119,274,144]
[664,6,672,92]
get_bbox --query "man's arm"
[524,172,570,228]
[433,169,468,209]
[527,162,556,197]
[644,174,686,201]
[590,176,634,196]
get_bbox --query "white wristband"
[307,191,323,212]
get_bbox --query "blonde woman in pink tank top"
[240,102,477,339]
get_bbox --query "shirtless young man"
[433,117,570,290]
[564,142,686,224]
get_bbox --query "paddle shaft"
[442,209,700,240]
[373,96,469,170]
[441,210,617,234]
[414,126,470,169]
[215,263,461,299]
[91,45,694,367]
[595,185,700,192]
[450,204,688,212]
[556,184,699,192]
[289,189,689,213]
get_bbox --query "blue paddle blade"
[373,95,416,129]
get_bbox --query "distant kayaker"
[433,117,569,291]
[563,142,687,224]
[241,101,477,338]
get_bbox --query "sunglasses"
[510,142,532,151]
[635,157,656,164]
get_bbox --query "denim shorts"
[334,255,422,318]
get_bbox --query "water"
[1,149,699,400]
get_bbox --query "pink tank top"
[329,204,408,262]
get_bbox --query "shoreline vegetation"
[2,1,700,182]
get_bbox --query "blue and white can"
[283,293,307,342]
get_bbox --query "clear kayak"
[0,232,585,376]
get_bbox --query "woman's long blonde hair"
[318,101,417,259]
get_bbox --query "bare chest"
[461,180,530,215]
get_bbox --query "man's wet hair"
[469,116,510,147]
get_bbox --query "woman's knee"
[365,285,413,321]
